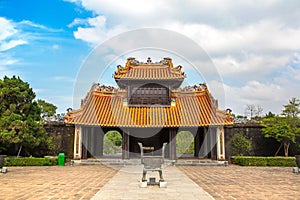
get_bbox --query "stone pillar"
[169,128,176,160]
[81,127,88,159]
[93,127,102,158]
[194,128,201,157]
[217,126,225,160]
[99,128,104,157]
[73,125,82,159]
[122,131,130,159]
[210,127,218,160]
[199,127,208,158]
[89,127,101,158]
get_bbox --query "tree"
[245,104,263,120]
[262,98,300,157]
[0,76,53,155]
[282,97,300,118]
[103,131,122,155]
[245,104,257,119]
[256,105,263,118]
[176,131,194,155]
[265,112,275,118]
[37,99,57,117]
[229,133,252,156]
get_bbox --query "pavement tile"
[2,164,300,199]
[178,165,300,200]
[0,165,117,200]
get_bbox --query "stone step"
[72,158,227,166]
[175,159,228,166]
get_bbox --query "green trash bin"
[58,153,65,166]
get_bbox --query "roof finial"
[147,57,152,64]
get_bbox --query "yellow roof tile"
[66,90,233,127]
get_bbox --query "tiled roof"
[114,57,185,80]
[65,89,233,127]
[114,66,185,80]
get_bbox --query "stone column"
[73,125,82,159]
[169,128,176,160]
[93,127,102,158]
[122,131,130,159]
[199,127,208,158]
[194,128,201,157]
[210,127,218,160]
[89,127,101,158]
[81,127,88,159]
[217,126,225,160]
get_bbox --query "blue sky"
[1,0,300,115]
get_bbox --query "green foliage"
[103,131,122,155]
[176,131,194,155]
[262,116,296,143]
[0,76,53,154]
[37,99,57,117]
[233,156,296,167]
[4,157,58,166]
[105,131,122,146]
[262,98,300,156]
[229,133,252,156]
[282,97,300,118]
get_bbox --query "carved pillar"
[194,128,201,157]
[99,128,104,157]
[169,128,176,160]
[89,127,101,158]
[81,127,88,159]
[210,127,218,160]
[74,125,82,159]
[199,127,209,158]
[217,126,225,160]
[122,131,130,159]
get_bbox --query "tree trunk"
[275,143,282,156]
[17,145,22,158]
[283,142,290,157]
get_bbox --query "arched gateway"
[65,57,234,161]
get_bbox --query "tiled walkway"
[179,165,300,200]
[0,166,117,200]
[1,165,300,199]
[91,165,213,200]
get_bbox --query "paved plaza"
[179,165,300,200]
[0,164,300,199]
[0,165,117,200]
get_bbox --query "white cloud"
[0,39,27,51]
[73,15,127,44]
[0,17,27,51]
[212,53,291,79]
[19,20,63,32]
[68,0,300,115]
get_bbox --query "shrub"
[4,157,58,166]
[229,133,252,156]
[233,156,296,167]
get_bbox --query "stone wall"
[225,123,300,159]
[45,122,74,158]
[45,123,300,159]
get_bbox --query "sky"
[0,0,300,116]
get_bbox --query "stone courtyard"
[1,165,300,199]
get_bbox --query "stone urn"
[0,155,6,168]
[295,155,300,168]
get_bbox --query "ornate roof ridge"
[114,57,185,79]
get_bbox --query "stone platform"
[73,158,227,166]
